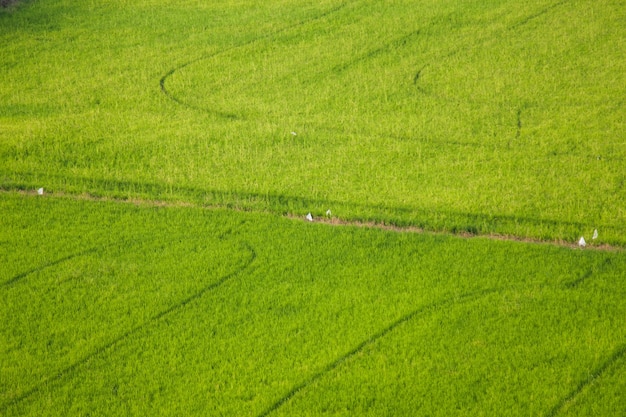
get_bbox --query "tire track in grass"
[161,0,621,169]
[546,344,626,417]
[326,30,422,76]
[564,257,613,289]
[510,0,571,30]
[508,107,522,148]
[163,0,518,115]
[256,288,501,417]
[159,1,348,118]
[1,247,99,287]
[546,255,626,414]
[160,14,488,149]
[0,239,256,412]
[162,0,616,154]
[159,4,447,147]
[259,259,623,417]
[1,236,152,288]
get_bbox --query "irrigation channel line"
[4,188,623,252]
[2,173,608,239]
[0,239,256,412]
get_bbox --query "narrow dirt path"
[4,189,622,252]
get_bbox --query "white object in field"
[592,229,598,240]
[306,213,313,222]
[578,237,586,247]
[326,209,332,217]
[37,188,44,195]
[291,132,297,136]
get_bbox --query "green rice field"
[1,0,625,415]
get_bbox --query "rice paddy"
[1,0,625,415]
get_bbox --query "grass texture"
[0,0,624,243]
[1,0,625,415]
[1,194,625,416]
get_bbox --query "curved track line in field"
[159,2,348,118]
[1,247,99,287]
[259,271,623,416]
[158,2,570,149]
[297,29,422,81]
[0,236,155,288]
[510,0,570,30]
[546,343,626,417]
[334,30,421,74]
[256,288,501,417]
[161,0,614,154]
[160,53,240,119]
[564,257,613,289]
[0,239,256,412]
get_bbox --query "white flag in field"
[306,213,313,222]
[37,188,44,195]
[326,209,332,217]
[592,229,598,240]
[578,237,586,247]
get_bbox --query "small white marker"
[37,188,44,195]
[326,209,332,217]
[578,237,586,247]
[291,132,297,136]
[306,213,313,222]
[592,229,598,240]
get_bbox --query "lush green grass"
[1,0,625,415]
[1,0,624,243]
[1,194,625,416]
